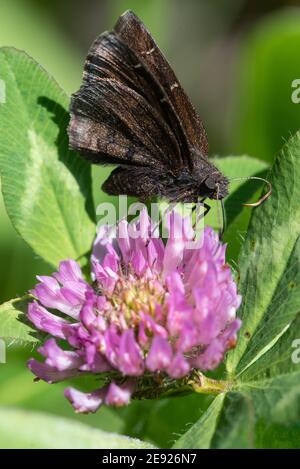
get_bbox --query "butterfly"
[68,10,270,212]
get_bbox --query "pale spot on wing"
[170,83,179,91]
[142,47,155,56]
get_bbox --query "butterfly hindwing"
[102,165,191,202]
[102,166,162,200]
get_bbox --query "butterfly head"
[204,172,229,200]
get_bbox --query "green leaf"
[211,155,268,230]
[173,394,225,449]
[209,393,256,449]
[240,314,300,384]
[238,314,300,424]
[0,407,155,449]
[119,393,213,448]
[210,156,269,261]
[217,317,300,448]
[0,48,95,267]
[176,350,300,449]
[201,155,269,232]
[205,155,268,261]
[227,131,300,376]
[174,132,300,449]
[186,394,300,449]
[234,238,300,377]
[185,389,300,449]
[0,297,37,344]
[0,346,127,436]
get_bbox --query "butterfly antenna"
[216,184,226,239]
[228,176,272,207]
[220,198,227,238]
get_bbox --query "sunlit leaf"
[0,48,95,268]
[0,407,155,449]
[0,297,37,345]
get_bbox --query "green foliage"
[0,48,96,268]
[227,131,300,375]
[0,296,36,345]
[0,346,128,436]
[232,9,300,163]
[174,131,300,449]
[0,0,84,304]
[212,156,268,229]
[173,394,225,449]
[109,0,170,48]
[0,407,155,449]
[209,156,268,260]
[0,0,81,94]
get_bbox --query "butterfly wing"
[83,33,168,117]
[103,165,202,202]
[114,10,209,164]
[68,11,211,200]
[102,166,165,200]
[69,31,181,169]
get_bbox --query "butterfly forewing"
[70,76,182,167]
[69,30,183,169]
[84,33,168,117]
[114,10,209,162]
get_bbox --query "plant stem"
[132,370,230,401]
[188,370,230,394]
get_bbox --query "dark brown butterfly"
[68,11,262,210]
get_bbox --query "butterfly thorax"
[165,163,229,203]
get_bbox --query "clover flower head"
[27,208,241,413]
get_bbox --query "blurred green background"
[1,0,300,448]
